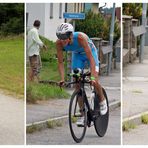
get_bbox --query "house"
[103,7,121,23]
[26,3,85,41]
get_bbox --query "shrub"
[40,36,56,62]
[0,3,24,36]
[75,10,105,38]
[75,10,120,45]
[1,17,24,36]
[141,114,148,124]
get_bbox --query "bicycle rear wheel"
[94,87,109,137]
[69,90,87,143]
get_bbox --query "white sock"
[100,99,107,105]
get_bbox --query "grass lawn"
[26,36,69,103]
[0,36,24,98]
[26,60,69,103]
[40,60,60,81]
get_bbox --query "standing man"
[27,20,47,82]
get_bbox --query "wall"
[26,3,45,36]
[26,3,65,41]
[44,3,65,41]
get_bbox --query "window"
[26,12,29,27]
[78,3,79,13]
[81,3,83,12]
[59,3,62,19]
[50,3,53,19]
[74,3,76,12]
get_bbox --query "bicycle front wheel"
[94,87,109,137]
[69,90,87,143]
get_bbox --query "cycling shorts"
[72,48,100,72]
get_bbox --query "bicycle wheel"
[94,87,109,137]
[69,89,87,143]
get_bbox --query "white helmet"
[56,23,74,40]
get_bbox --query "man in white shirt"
[27,20,47,82]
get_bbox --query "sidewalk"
[123,46,148,124]
[26,63,121,127]
[0,92,24,145]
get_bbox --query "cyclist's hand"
[90,80,96,86]
[90,76,97,86]
[58,80,65,87]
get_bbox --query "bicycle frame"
[68,70,98,127]
[68,69,109,142]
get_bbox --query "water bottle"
[73,68,82,74]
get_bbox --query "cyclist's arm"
[78,34,97,78]
[56,40,65,82]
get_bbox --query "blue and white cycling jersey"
[63,32,100,72]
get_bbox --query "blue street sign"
[63,13,85,19]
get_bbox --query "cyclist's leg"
[86,48,104,100]
[72,53,85,125]
[92,49,107,115]
[87,48,107,115]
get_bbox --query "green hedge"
[75,10,120,45]
[40,36,56,62]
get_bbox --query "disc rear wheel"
[94,88,109,137]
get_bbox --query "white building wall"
[26,3,85,41]
[44,3,65,41]
[67,3,74,13]
[26,3,65,41]
[26,3,45,36]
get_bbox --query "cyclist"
[56,23,107,126]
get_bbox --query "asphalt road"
[123,124,148,145]
[0,93,24,145]
[27,107,121,145]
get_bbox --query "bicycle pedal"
[92,111,100,120]
[92,115,98,120]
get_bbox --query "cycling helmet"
[56,23,74,40]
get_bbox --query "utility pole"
[140,3,147,63]
[108,3,115,75]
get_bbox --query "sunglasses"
[56,32,71,40]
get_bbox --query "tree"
[0,3,24,36]
[75,10,120,44]
[123,3,142,19]
[75,10,105,39]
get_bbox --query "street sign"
[63,13,85,19]
[133,25,146,37]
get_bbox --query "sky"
[99,2,121,8]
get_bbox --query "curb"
[123,111,148,126]
[26,100,121,133]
